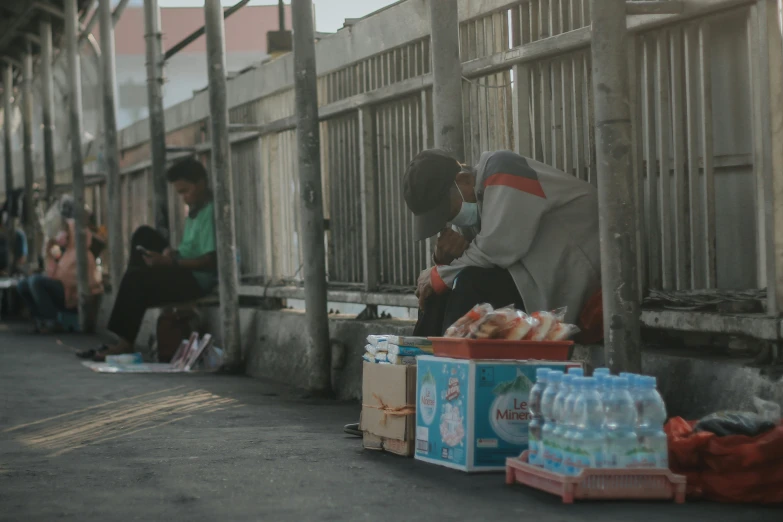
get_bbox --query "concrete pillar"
[143,0,169,237]
[203,0,242,371]
[2,63,16,269]
[429,0,465,160]
[291,0,331,395]
[22,44,35,266]
[589,0,642,373]
[99,0,124,291]
[40,18,56,205]
[65,0,93,332]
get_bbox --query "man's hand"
[143,250,174,267]
[434,228,469,265]
[415,268,434,310]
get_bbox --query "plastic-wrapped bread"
[445,303,494,338]
[545,321,580,341]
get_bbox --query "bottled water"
[562,377,585,475]
[550,374,574,473]
[603,376,639,468]
[559,366,584,473]
[635,376,669,468]
[527,368,551,467]
[571,377,604,473]
[541,371,563,471]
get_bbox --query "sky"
[141,0,400,34]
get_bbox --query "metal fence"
[27,0,774,309]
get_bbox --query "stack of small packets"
[363,335,433,365]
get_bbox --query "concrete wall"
[96,294,783,417]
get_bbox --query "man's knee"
[28,274,46,291]
[451,267,497,296]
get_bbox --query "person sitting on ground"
[78,157,217,361]
[0,211,27,276]
[17,219,103,333]
[402,149,603,342]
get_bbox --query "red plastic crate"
[429,337,572,360]
[506,451,686,504]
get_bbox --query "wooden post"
[589,0,642,373]
[65,0,93,332]
[292,0,331,394]
[204,0,242,370]
[99,0,124,291]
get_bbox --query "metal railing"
[18,0,773,311]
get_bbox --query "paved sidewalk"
[0,325,780,521]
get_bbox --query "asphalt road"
[1,325,780,521]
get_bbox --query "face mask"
[450,182,479,228]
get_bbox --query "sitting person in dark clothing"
[403,149,603,342]
[79,158,217,361]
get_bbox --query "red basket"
[506,451,686,504]
[429,337,572,360]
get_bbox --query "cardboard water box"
[360,362,417,457]
[415,355,580,472]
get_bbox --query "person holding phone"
[79,158,217,361]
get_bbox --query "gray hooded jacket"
[430,151,601,325]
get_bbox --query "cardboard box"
[360,362,417,457]
[415,356,581,472]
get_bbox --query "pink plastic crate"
[506,451,686,504]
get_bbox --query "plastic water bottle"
[527,368,551,467]
[595,373,609,401]
[551,374,574,473]
[541,371,563,471]
[603,376,639,468]
[635,376,669,468]
[572,377,604,473]
[562,377,584,475]
[560,367,584,474]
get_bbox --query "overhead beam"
[626,1,685,15]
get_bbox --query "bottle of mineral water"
[562,377,585,476]
[571,377,604,473]
[635,376,669,468]
[603,376,639,468]
[550,374,574,473]
[560,368,584,474]
[527,368,551,467]
[541,371,563,471]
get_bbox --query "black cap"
[403,149,460,241]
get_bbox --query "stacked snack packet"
[363,335,434,365]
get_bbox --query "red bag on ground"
[665,416,783,503]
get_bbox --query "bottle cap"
[561,374,574,385]
[548,370,563,382]
[536,368,551,380]
[593,367,610,376]
[613,376,630,388]
[642,375,657,388]
[582,376,597,388]
[567,367,584,377]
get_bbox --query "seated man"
[80,158,217,361]
[17,219,102,333]
[403,149,602,341]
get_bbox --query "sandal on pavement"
[76,344,109,360]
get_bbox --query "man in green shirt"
[83,158,217,360]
